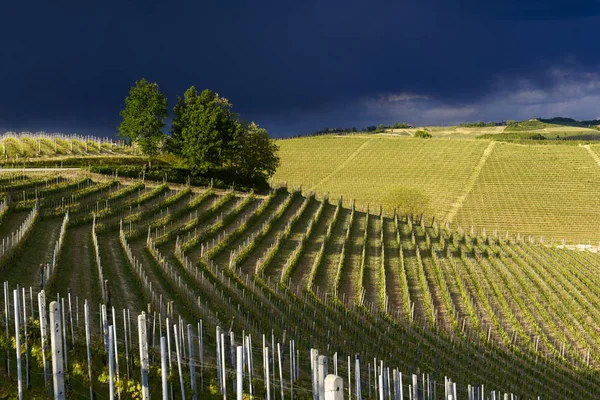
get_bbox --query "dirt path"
[314,208,350,295]
[52,224,100,303]
[0,216,62,289]
[446,140,495,223]
[96,233,146,312]
[307,138,373,192]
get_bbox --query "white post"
[188,324,197,400]
[277,343,284,400]
[174,324,185,399]
[49,301,65,400]
[108,326,115,400]
[14,290,23,400]
[138,313,150,400]
[160,337,168,400]
[265,346,271,400]
[38,291,50,391]
[324,375,344,400]
[221,333,227,400]
[318,355,328,400]
[84,301,93,399]
[237,346,244,400]
[112,308,120,400]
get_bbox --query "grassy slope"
[274,135,600,242]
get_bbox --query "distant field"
[274,135,600,242]
[453,143,600,241]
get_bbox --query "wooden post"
[324,375,344,400]
[84,301,93,399]
[138,313,150,400]
[49,301,65,400]
[160,337,168,400]
[14,290,23,400]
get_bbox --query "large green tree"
[180,87,238,173]
[118,78,168,155]
[167,95,186,154]
[231,122,280,181]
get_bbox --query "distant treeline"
[300,122,413,137]
[538,117,600,128]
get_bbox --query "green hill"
[273,135,600,242]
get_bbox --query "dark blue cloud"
[0,0,599,137]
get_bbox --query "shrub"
[414,130,432,138]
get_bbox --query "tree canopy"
[118,78,168,155]
[384,186,430,217]
[231,122,280,181]
[178,87,239,173]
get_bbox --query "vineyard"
[273,135,600,242]
[0,132,130,160]
[0,171,599,398]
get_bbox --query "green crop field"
[273,135,600,242]
[0,169,598,398]
[2,129,600,398]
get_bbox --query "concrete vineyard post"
[14,290,22,400]
[84,301,93,399]
[49,301,65,400]
[111,307,120,399]
[324,375,344,400]
[188,324,197,400]
[138,312,149,400]
[108,326,115,400]
[4,281,10,378]
[160,337,168,400]
[22,288,29,389]
[265,346,271,400]
[174,324,185,399]
[38,291,49,391]
[318,355,328,400]
[123,309,129,379]
[277,342,284,400]
[237,345,243,400]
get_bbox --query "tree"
[384,186,430,217]
[167,96,186,154]
[118,78,168,155]
[231,122,280,181]
[180,88,238,173]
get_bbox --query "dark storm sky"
[1,0,600,137]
